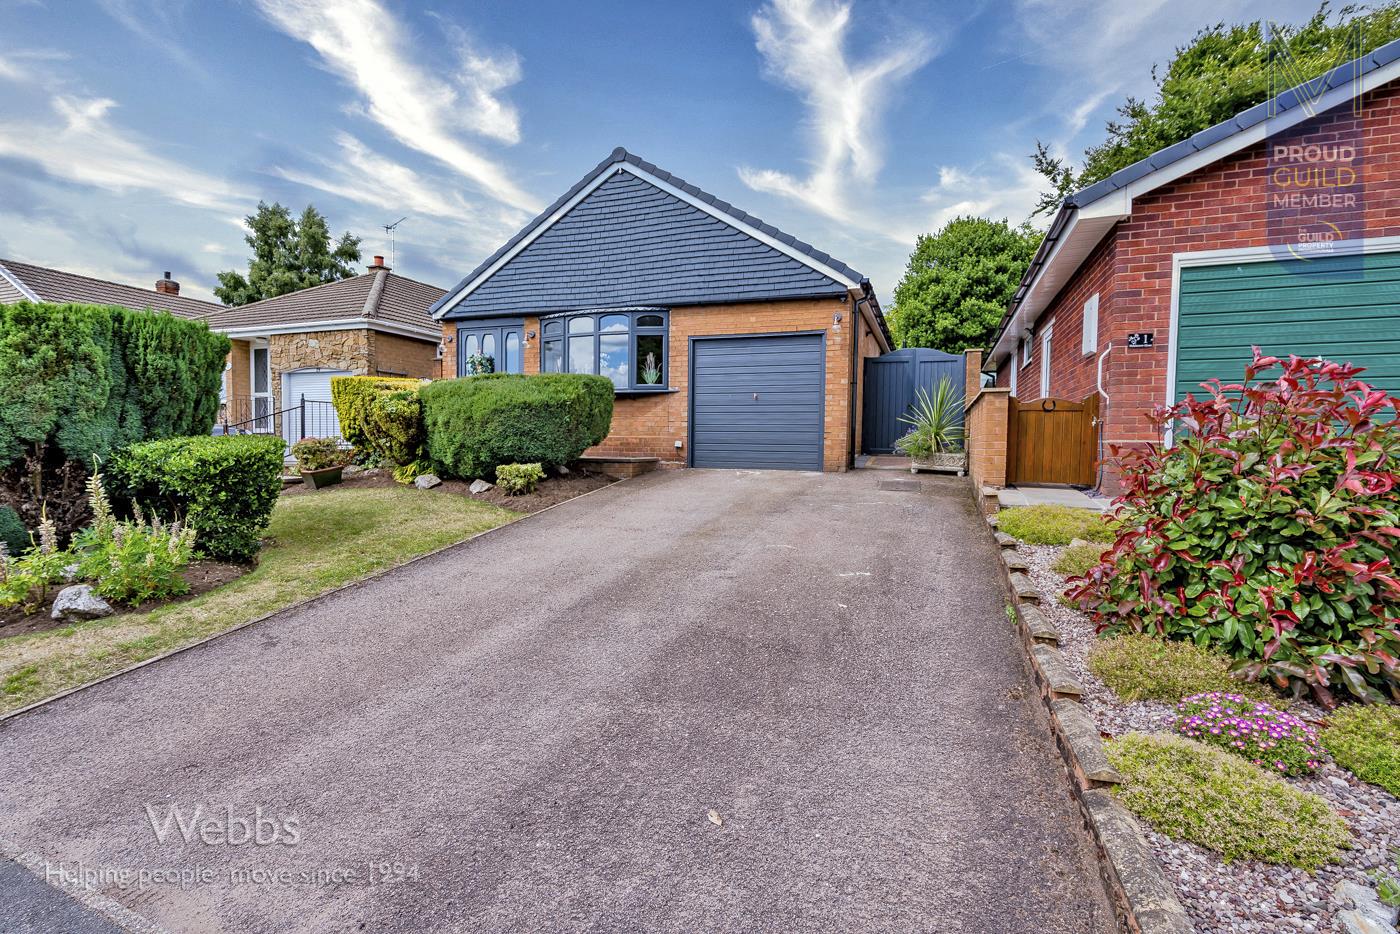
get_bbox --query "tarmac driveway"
[0,469,1113,934]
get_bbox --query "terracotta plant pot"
[300,465,343,489]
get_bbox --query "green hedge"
[421,374,614,479]
[329,376,423,454]
[114,435,285,562]
[0,301,229,536]
[0,505,26,554]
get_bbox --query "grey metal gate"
[861,348,965,454]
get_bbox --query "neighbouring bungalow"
[431,148,891,472]
[0,259,220,319]
[975,36,1400,495]
[203,256,444,440]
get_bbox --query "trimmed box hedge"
[114,434,286,562]
[329,375,424,455]
[421,374,613,479]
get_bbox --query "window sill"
[613,387,677,397]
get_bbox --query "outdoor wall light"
[527,329,536,339]
[833,312,843,324]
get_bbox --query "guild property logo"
[1265,23,1366,264]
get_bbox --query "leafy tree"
[1032,2,1400,214]
[215,202,362,306]
[888,216,1041,353]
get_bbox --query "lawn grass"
[0,487,515,714]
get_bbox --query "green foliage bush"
[290,437,345,472]
[1322,704,1400,797]
[1106,732,1350,870]
[1087,635,1274,704]
[0,506,26,554]
[0,301,229,537]
[496,463,545,496]
[1052,542,1105,578]
[329,376,422,453]
[115,435,284,563]
[996,506,1113,545]
[422,374,614,479]
[1068,352,1400,704]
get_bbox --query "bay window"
[541,310,668,391]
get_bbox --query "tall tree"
[1032,2,1400,214]
[888,217,1042,353]
[215,203,363,306]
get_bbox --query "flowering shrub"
[1175,692,1323,776]
[74,474,194,606]
[1069,350,1400,705]
[0,510,68,614]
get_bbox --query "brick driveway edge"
[0,477,633,724]
[989,518,1194,934]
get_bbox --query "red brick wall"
[1012,80,1400,490]
[442,296,870,472]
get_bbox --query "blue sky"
[0,0,1319,304]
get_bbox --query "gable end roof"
[432,147,868,320]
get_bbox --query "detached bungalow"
[977,37,1400,493]
[431,148,890,471]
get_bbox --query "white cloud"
[918,154,1047,233]
[738,0,933,225]
[252,0,540,213]
[0,95,247,213]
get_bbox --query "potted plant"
[291,436,347,489]
[896,378,967,475]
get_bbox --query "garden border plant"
[1069,350,1400,705]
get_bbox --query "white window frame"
[1019,333,1032,369]
[1009,354,1019,396]
[1039,320,1054,398]
[249,339,272,431]
[1081,293,1099,356]
[1165,234,1400,444]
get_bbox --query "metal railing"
[216,396,342,447]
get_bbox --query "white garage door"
[283,369,350,444]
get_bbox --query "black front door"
[457,320,525,375]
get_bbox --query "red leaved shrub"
[1068,350,1400,705]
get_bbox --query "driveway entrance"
[0,470,1113,933]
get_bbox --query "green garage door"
[1176,251,1400,402]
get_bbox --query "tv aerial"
[382,216,408,268]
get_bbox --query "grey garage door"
[690,333,825,470]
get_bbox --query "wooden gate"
[1008,395,1099,486]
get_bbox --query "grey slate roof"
[0,258,224,319]
[435,147,867,320]
[204,267,444,336]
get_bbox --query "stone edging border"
[0,474,638,724]
[987,515,1193,934]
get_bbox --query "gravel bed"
[1018,542,1400,934]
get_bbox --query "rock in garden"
[555,464,571,476]
[342,464,364,478]
[50,584,114,622]
[414,473,442,490]
[1069,538,1090,548]
[468,479,494,494]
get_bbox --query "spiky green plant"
[895,377,964,457]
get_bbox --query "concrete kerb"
[992,527,1192,934]
[0,475,637,724]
